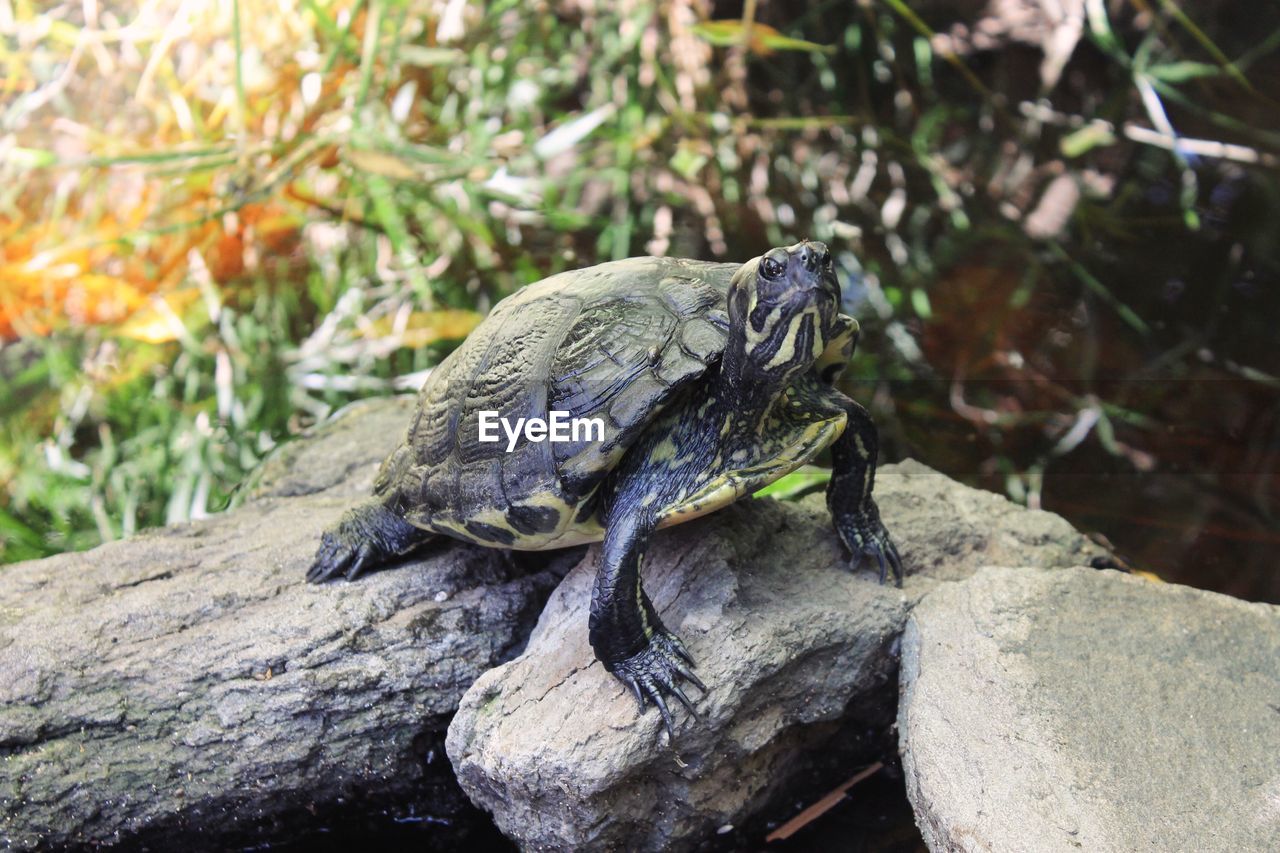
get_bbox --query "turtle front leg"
[826,398,904,587]
[308,497,433,583]
[589,512,705,742]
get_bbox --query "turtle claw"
[611,631,705,742]
[307,528,380,583]
[308,530,356,583]
[306,499,429,584]
[848,533,903,588]
[665,681,698,719]
[624,676,647,712]
[345,542,376,581]
[838,502,905,588]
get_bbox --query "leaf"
[4,147,58,168]
[670,143,709,180]
[692,20,835,56]
[115,291,203,343]
[1060,123,1117,158]
[1147,61,1221,83]
[533,105,615,159]
[0,506,55,562]
[1085,0,1120,53]
[344,148,421,180]
[693,20,756,47]
[364,309,484,348]
[753,465,832,500]
[397,45,467,67]
[910,288,932,319]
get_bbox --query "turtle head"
[724,241,841,387]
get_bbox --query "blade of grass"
[744,115,863,131]
[232,0,246,146]
[1157,0,1252,93]
[1232,24,1280,74]
[1048,242,1151,336]
[385,1,411,73]
[77,146,238,167]
[1147,77,1280,150]
[364,173,432,296]
[302,0,360,59]
[322,0,366,74]
[356,0,383,108]
[879,0,999,106]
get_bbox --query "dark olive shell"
[378,257,738,545]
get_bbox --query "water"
[863,164,1280,604]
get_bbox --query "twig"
[1019,100,1279,168]
[1123,124,1279,167]
[765,761,884,842]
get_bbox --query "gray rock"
[0,397,558,850]
[899,565,1280,853]
[446,460,1106,851]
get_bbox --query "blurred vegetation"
[1,0,1278,602]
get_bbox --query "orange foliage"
[0,209,167,338]
[1,2,324,342]
[0,196,302,341]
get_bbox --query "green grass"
[2,0,1279,573]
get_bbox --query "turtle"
[308,241,903,741]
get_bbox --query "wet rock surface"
[446,460,1105,852]
[0,397,558,850]
[899,565,1280,853]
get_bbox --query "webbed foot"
[609,630,706,742]
[307,499,427,583]
[836,501,904,588]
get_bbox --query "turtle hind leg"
[307,498,432,583]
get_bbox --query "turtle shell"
[379,256,738,549]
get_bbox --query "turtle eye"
[761,256,785,280]
[821,250,833,271]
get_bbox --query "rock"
[0,397,559,850]
[446,460,1106,851]
[899,565,1280,853]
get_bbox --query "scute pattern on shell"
[389,256,739,547]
